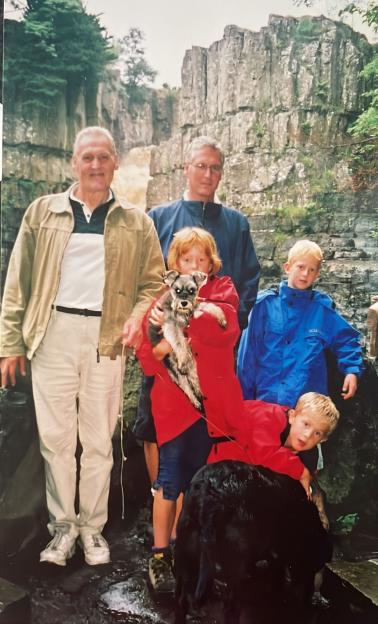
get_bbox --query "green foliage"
[341,3,378,188]
[250,121,266,138]
[300,120,312,135]
[4,0,116,111]
[315,79,329,100]
[309,169,336,194]
[118,27,157,107]
[272,204,306,235]
[294,17,323,42]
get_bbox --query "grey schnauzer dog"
[148,270,227,409]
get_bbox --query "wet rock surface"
[1,448,377,624]
[1,365,377,624]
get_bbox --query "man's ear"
[288,408,296,425]
[191,271,208,288]
[163,270,179,287]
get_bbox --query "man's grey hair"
[184,136,225,167]
[73,126,117,156]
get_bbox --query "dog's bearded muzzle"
[172,298,195,315]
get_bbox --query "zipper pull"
[96,348,100,363]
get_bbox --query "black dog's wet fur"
[174,461,332,624]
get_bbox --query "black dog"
[174,461,332,624]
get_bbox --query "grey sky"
[81,0,373,86]
[4,1,373,87]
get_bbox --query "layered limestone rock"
[147,15,377,335]
[1,60,178,284]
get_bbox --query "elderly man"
[133,135,260,591]
[0,127,165,567]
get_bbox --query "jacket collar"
[48,184,131,214]
[279,280,315,302]
[182,191,222,217]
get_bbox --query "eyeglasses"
[190,162,222,174]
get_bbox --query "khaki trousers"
[31,310,122,537]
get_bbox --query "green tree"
[294,2,378,188]
[339,3,378,189]
[118,27,157,106]
[4,0,116,110]
[342,3,378,137]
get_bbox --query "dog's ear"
[191,271,208,288]
[163,270,179,287]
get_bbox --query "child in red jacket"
[137,227,245,593]
[219,392,340,498]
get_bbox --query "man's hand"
[122,317,143,349]
[341,373,357,400]
[0,355,27,388]
[299,467,312,499]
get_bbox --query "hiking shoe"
[79,533,110,565]
[40,529,77,566]
[148,551,175,593]
[312,591,331,609]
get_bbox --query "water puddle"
[99,576,162,623]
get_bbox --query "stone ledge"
[0,577,30,624]
[326,560,378,623]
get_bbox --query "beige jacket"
[0,187,165,359]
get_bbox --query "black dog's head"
[163,270,207,316]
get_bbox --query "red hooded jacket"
[137,276,245,447]
[208,400,305,479]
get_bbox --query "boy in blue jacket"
[237,240,363,408]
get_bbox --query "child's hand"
[299,467,312,499]
[341,373,357,400]
[149,302,164,329]
[152,338,173,361]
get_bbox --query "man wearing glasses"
[133,136,260,534]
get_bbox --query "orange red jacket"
[137,275,245,447]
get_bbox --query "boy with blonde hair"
[235,392,339,498]
[237,239,363,408]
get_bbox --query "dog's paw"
[218,315,227,328]
[178,363,190,374]
[176,356,190,374]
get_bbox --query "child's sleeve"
[237,304,262,399]
[242,403,305,480]
[136,312,162,376]
[328,310,364,376]
[188,301,239,347]
[188,277,240,348]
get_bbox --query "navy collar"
[181,198,222,218]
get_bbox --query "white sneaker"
[40,529,77,566]
[79,533,110,565]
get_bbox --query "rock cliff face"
[1,60,178,284]
[147,15,377,334]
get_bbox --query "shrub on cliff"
[4,0,116,111]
